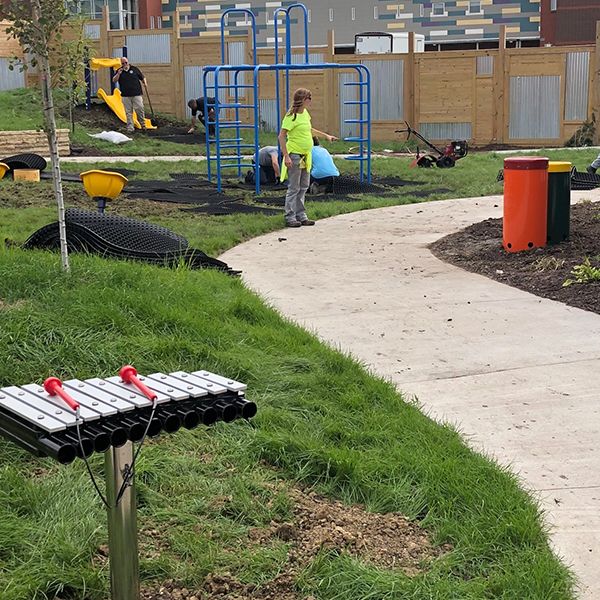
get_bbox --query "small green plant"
[563,257,600,286]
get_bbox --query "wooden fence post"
[593,21,600,145]
[98,5,110,92]
[493,25,507,144]
[405,32,415,126]
[326,29,336,136]
[171,8,183,119]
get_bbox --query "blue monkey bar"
[202,3,371,195]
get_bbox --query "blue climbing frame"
[202,2,371,194]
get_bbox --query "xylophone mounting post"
[105,441,139,600]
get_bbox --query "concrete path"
[221,190,600,599]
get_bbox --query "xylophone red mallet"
[43,377,80,412]
[119,365,157,401]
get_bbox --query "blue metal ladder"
[203,2,371,194]
[203,8,261,191]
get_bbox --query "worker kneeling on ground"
[309,136,339,193]
[256,146,282,184]
[187,97,216,135]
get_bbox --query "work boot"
[587,166,597,174]
[286,220,301,228]
[300,219,315,226]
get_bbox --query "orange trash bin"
[503,157,549,253]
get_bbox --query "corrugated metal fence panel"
[0,58,25,92]
[361,59,403,120]
[476,56,494,76]
[419,122,472,140]
[509,75,560,139]
[125,34,171,64]
[290,53,325,65]
[84,24,101,40]
[228,41,247,96]
[89,70,99,96]
[565,52,590,121]
[338,72,359,139]
[259,99,278,132]
[184,66,227,117]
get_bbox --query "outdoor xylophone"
[0,365,257,600]
[0,368,256,465]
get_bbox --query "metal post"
[105,442,139,600]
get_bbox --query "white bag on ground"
[88,131,133,144]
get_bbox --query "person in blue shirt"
[310,137,339,193]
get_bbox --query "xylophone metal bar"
[0,368,257,600]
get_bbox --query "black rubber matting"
[1,153,47,173]
[23,208,238,274]
[570,167,600,191]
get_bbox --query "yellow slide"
[97,87,156,130]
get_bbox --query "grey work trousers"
[122,95,146,132]
[285,153,310,223]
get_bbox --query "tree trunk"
[39,56,70,273]
[29,0,69,272]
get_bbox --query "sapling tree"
[1,0,87,272]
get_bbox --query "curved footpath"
[221,190,600,599]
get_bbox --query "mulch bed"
[430,201,600,315]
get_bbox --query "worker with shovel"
[112,57,148,133]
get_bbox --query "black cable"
[115,399,158,506]
[76,416,110,509]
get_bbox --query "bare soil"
[138,486,448,600]
[430,200,600,315]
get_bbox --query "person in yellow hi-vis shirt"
[277,88,338,227]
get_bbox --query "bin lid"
[504,157,549,170]
[548,161,572,173]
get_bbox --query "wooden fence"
[7,10,600,146]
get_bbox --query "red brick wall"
[541,0,600,46]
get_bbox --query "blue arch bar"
[202,3,371,195]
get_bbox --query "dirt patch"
[430,200,600,315]
[139,486,448,600]
[69,103,201,153]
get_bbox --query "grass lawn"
[0,87,591,599]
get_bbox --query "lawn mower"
[395,121,468,168]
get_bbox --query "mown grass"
[0,249,574,599]
[0,86,585,599]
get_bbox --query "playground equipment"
[202,2,371,194]
[0,366,256,600]
[80,169,129,213]
[86,56,156,130]
[395,121,468,168]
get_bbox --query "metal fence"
[361,59,403,121]
[125,34,171,64]
[509,75,560,139]
[565,52,590,121]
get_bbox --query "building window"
[150,15,155,29]
[395,5,402,19]
[308,9,311,23]
[468,1,482,14]
[329,8,334,21]
[373,6,378,19]
[432,2,446,17]
[420,5,424,17]
[351,7,356,21]
[550,0,557,10]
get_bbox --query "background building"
[134,0,541,50]
[540,0,600,46]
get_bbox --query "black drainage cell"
[22,208,239,275]
[1,153,47,172]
